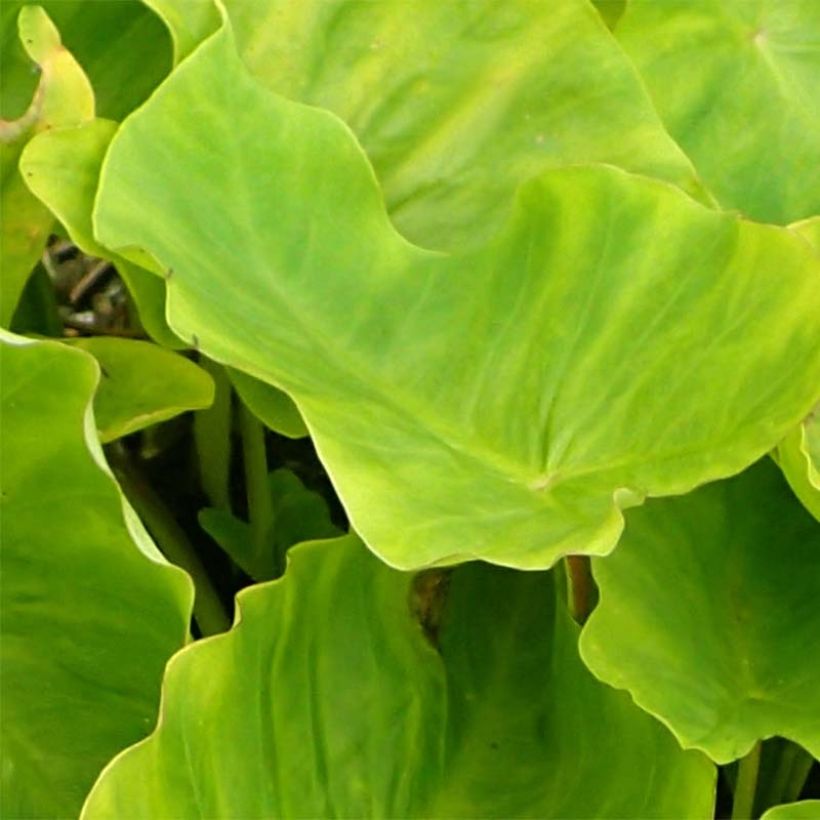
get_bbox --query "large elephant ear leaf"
[580,459,820,765]
[148,0,704,251]
[82,536,714,819]
[0,331,192,818]
[0,6,94,327]
[616,0,820,225]
[93,27,820,571]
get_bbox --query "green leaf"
[199,468,340,579]
[0,331,192,818]
[593,0,626,29]
[94,28,820,570]
[63,337,214,442]
[580,459,820,764]
[0,1,170,122]
[776,421,820,521]
[1,6,94,327]
[141,0,219,64]
[776,218,820,518]
[616,0,820,224]
[763,802,820,820]
[228,366,307,439]
[82,536,714,818]
[154,0,703,251]
[21,118,183,347]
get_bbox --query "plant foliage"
[0,1,818,818]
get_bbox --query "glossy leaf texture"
[21,118,182,347]
[93,28,820,570]
[0,6,93,326]
[616,0,820,224]
[152,0,703,251]
[580,459,820,764]
[0,332,192,818]
[82,536,714,819]
[64,337,214,442]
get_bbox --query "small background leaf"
[199,468,340,580]
[227,366,307,439]
[64,337,214,442]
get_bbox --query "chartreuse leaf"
[0,331,192,818]
[64,337,214,442]
[199,468,340,579]
[776,421,820,521]
[616,0,820,224]
[21,118,182,347]
[580,459,820,765]
[227,366,307,439]
[82,536,714,818]
[153,0,703,251]
[0,0,170,122]
[776,217,820,519]
[0,6,93,327]
[140,0,219,64]
[763,802,820,819]
[593,0,626,29]
[94,28,820,571]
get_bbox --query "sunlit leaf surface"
[94,29,820,570]
[154,0,703,250]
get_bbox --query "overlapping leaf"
[93,28,820,570]
[763,801,820,819]
[580,459,820,764]
[0,0,170,121]
[0,332,192,818]
[0,7,93,326]
[616,0,820,225]
[82,536,714,818]
[200,468,340,580]
[65,337,214,442]
[152,0,703,250]
[228,366,307,439]
[21,118,181,347]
